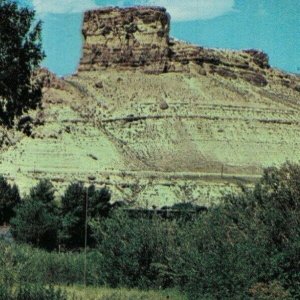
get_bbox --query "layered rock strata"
[78,6,286,89]
[79,7,171,74]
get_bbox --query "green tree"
[0,176,21,225]
[177,163,300,299]
[0,0,45,127]
[28,179,57,213]
[11,180,58,250]
[60,182,112,249]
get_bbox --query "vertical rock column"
[79,7,171,74]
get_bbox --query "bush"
[0,240,101,286]
[91,211,182,289]
[174,208,268,299]
[177,163,300,299]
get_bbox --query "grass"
[63,285,186,300]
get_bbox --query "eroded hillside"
[1,7,300,207]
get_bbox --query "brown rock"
[35,68,66,90]
[160,101,169,110]
[244,49,270,69]
[212,66,237,79]
[198,68,207,76]
[77,7,267,77]
[79,7,171,74]
[95,81,103,89]
[242,72,268,87]
[76,6,290,91]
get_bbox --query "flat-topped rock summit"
[78,6,299,91]
[79,7,171,74]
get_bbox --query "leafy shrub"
[91,211,182,289]
[177,163,300,299]
[0,240,102,286]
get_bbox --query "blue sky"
[18,0,300,76]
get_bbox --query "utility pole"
[84,186,89,288]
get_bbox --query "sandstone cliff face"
[79,6,276,87]
[79,7,171,74]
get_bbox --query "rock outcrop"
[79,7,171,74]
[79,6,275,87]
[35,68,66,90]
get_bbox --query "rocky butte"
[79,6,278,87]
[1,7,300,208]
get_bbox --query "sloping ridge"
[1,6,300,208]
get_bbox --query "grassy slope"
[1,64,300,207]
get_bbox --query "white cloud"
[120,0,236,21]
[32,0,98,15]
[31,0,235,21]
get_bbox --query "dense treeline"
[1,163,300,299]
[0,178,113,250]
